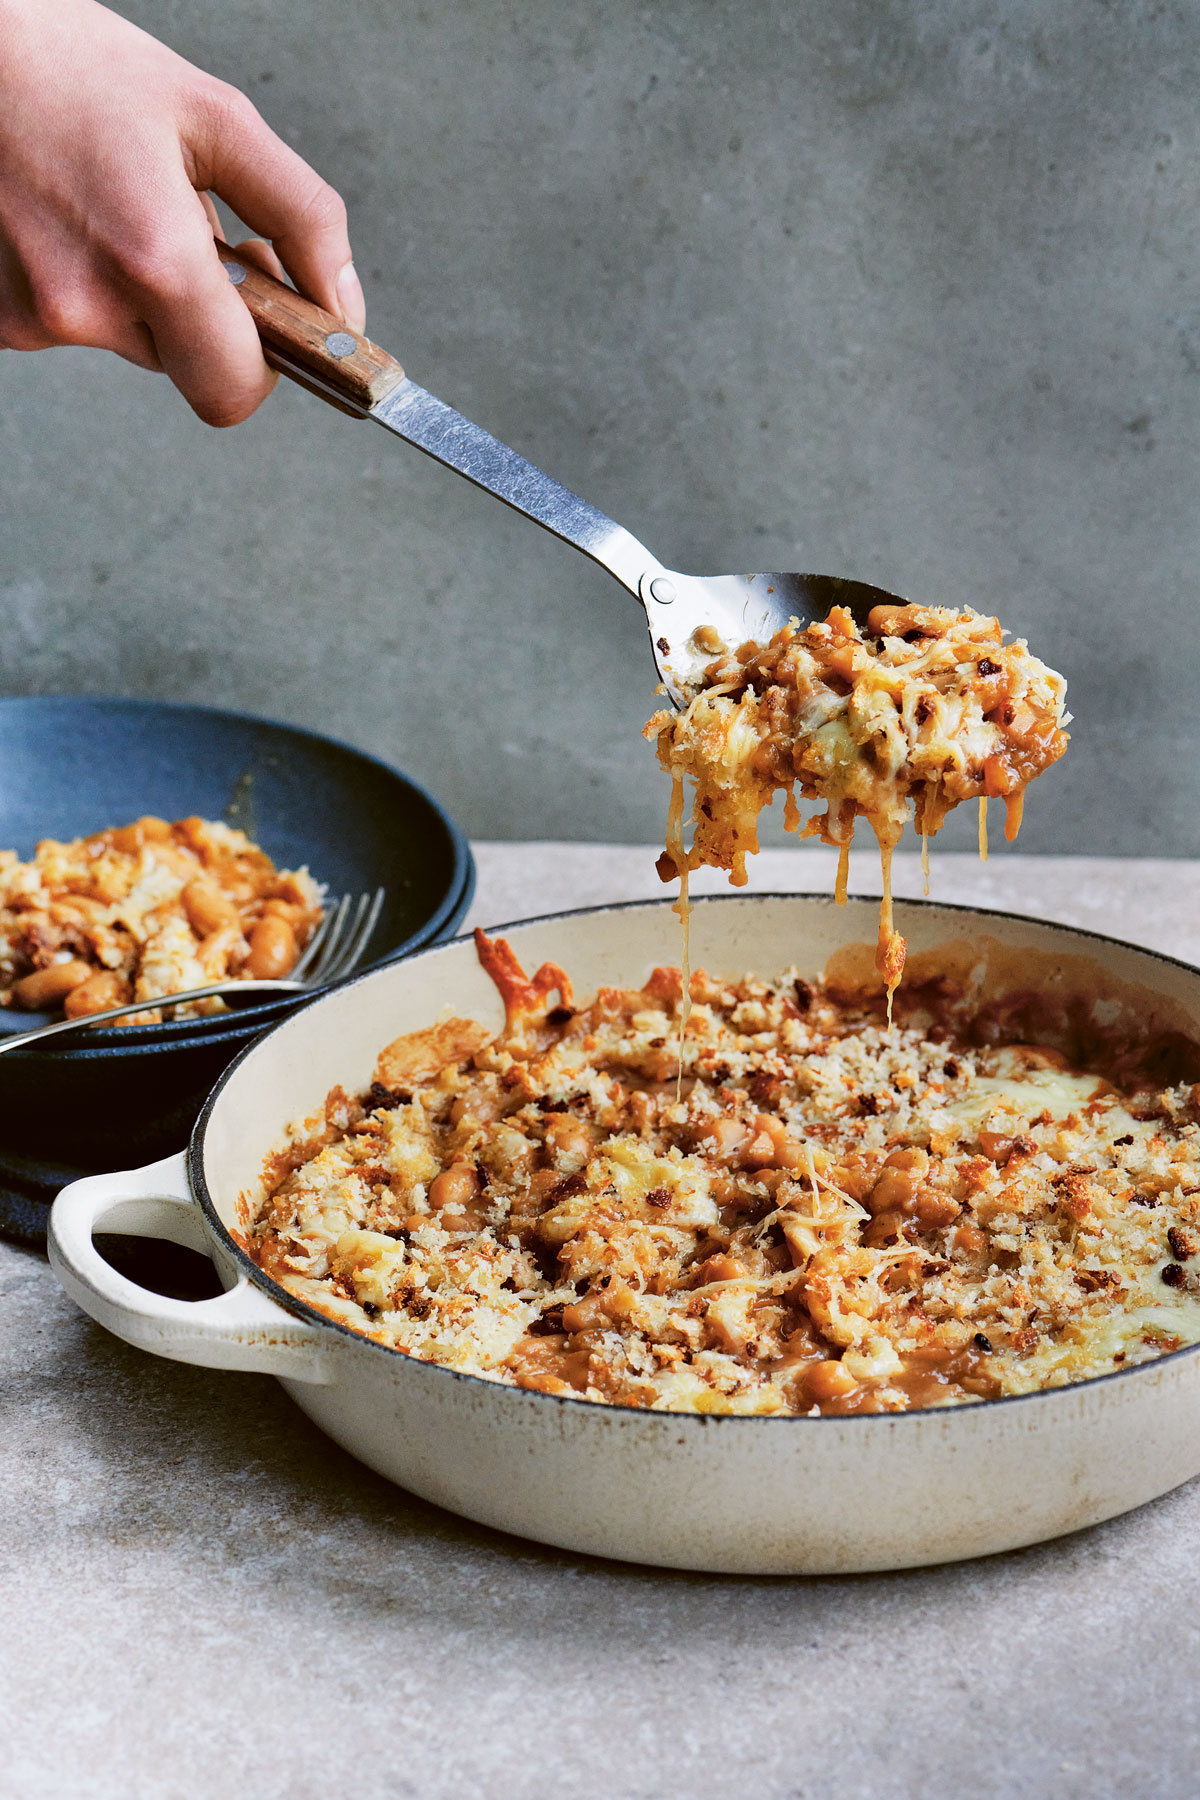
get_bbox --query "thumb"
[186,85,365,331]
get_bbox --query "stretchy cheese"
[647,603,1070,1009]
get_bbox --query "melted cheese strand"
[978,796,989,861]
[675,861,691,1101]
[881,840,895,1027]
[665,769,692,1097]
[1004,789,1025,842]
[835,831,851,907]
[873,833,905,1026]
[804,1144,822,1215]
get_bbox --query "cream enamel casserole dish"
[48,895,1200,1574]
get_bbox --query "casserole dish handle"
[48,1152,332,1383]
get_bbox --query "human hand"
[0,0,365,424]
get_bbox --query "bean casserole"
[245,929,1200,1416]
[0,814,323,1023]
[647,602,1069,998]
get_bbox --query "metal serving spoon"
[216,243,901,703]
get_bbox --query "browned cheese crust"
[647,602,1070,993]
[245,931,1200,1417]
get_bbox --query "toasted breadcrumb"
[247,932,1200,1416]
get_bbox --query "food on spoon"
[0,814,323,1024]
[244,929,1200,1417]
[646,602,1070,1003]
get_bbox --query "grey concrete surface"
[4,843,1200,1800]
[2,1,1197,853]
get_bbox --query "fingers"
[227,235,288,283]
[194,196,285,280]
[0,48,355,422]
[196,194,286,299]
[0,238,44,349]
[1,193,277,420]
[109,320,164,373]
[0,231,160,368]
[128,187,277,426]
[198,191,223,238]
[0,0,319,424]
[187,84,365,332]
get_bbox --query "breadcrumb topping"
[246,930,1200,1416]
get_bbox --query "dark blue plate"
[0,696,474,1243]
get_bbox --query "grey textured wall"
[2,1,1197,853]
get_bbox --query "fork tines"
[295,888,385,988]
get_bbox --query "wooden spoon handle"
[215,240,404,416]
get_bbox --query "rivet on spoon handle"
[215,240,404,415]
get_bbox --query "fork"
[0,888,385,1055]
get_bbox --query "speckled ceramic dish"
[49,894,1200,1573]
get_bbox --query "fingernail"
[337,260,366,332]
